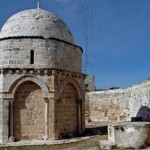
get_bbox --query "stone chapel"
[0,8,85,144]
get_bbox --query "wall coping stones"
[87,79,150,94]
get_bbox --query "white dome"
[0,8,74,44]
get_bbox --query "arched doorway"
[57,83,78,137]
[13,81,45,141]
[136,106,150,121]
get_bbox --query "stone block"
[108,122,150,148]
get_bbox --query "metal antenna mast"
[37,2,40,9]
[84,0,89,75]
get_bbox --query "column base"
[8,136,15,142]
[44,135,48,141]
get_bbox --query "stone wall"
[129,81,150,121]
[85,76,95,92]
[13,81,45,141]
[0,38,82,73]
[0,99,9,143]
[56,83,78,138]
[86,79,150,122]
[0,68,85,143]
[54,70,85,139]
[86,89,129,122]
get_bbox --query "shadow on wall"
[136,106,150,121]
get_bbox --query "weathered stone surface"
[13,81,45,141]
[0,9,83,74]
[0,7,85,144]
[0,9,74,44]
[86,79,150,122]
[0,39,82,73]
[108,122,150,148]
[99,140,112,150]
[0,99,9,144]
[86,89,129,122]
[85,76,95,92]
[56,83,78,138]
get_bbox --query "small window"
[30,50,34,64]
[85,84,88,88]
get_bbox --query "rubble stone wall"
[86,80,150,122]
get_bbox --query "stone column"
[8,99,15,142]
[44,97,49,140]
[77,98,82,134]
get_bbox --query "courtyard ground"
[0,135,106,150]
[0,123,149,150]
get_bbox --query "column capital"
[78,98,82,104]
[8,98,14,102]
[49,97,56,100]
[44,97,49,103]
[0,93,13,100]
[1,69,4,74]
[44,96,56,102]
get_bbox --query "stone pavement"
[0,136,92,147]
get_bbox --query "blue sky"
[0,0,150,89]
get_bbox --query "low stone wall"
[86,79,150,122]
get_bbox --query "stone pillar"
[77,98,82,134]
[0,98,9,144]
[44,97,49,140]
[80,97,85,133]
[49,97,56,140]
[8,100,15,142]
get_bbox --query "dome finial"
[37,2,40,9]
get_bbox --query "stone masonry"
[56,83,78,138]
[108,122,150,148]
[13,81,45,141]
[0,8,85,144]
[86,79,150,123]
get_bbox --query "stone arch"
[8,75,50,141]
[57,78,83,100]
[136,106,150,121]
[9,74,49,98]
[13,80,45,141]
[56,78,84,138]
